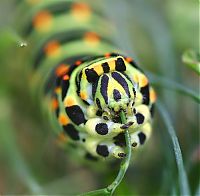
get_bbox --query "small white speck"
[19,42,27,47]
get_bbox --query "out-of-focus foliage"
[0,0,199,195]
[182,49,200,75]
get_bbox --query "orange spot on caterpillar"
[63,75,70,81]
[105,53,111,58]
[55,87,61,94]
[139,74,149,87]
[150,88,157,103]
[125,57,133,63]
[59,114,69,125]
[84,32,100,46]
[33,10,52,32]
[80,91,87,100]
[56,64,69,77]
[52,98,59,110]
[44,40,60,57]
[75,60,82,66]
[64,97,75,107]
[71,3,91,21]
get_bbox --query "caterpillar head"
[76,55,144,124]
[94,71,136,123]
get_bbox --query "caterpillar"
[16,0,156,160]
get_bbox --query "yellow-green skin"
[17,0,156,160]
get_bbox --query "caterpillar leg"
[96,142,126,159]
[126,104,151,130]
[84,117,124,137]
[84,137,126,159]
[130,122,152,148]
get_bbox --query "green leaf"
[182,49,200,75]
[157,101,190,195]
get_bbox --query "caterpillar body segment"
[18,0,156,160]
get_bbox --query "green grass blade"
[157,101,190,195]
[0,96,42,194]
[148,72,200,103]
[195,183,200,196]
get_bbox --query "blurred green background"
[0,0,199,195]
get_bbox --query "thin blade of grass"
[195,183,200,196]
[0,95,42,194]
[148,71,200,103]
[157,100,190,195]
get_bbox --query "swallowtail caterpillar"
[17,0,156,161]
